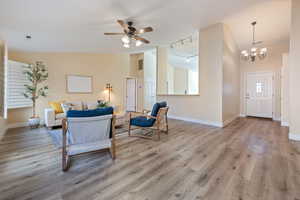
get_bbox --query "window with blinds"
[6,60,32,109]
[0,41,5,117]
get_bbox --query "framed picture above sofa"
[66,75,93,93]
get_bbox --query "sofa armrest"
[45,108,56,127]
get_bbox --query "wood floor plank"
[0,117,299,200]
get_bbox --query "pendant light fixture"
[241,21,267,62]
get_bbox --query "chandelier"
[241,21,267,62]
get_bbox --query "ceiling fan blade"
[117,20,129,32]
[104,33,125,35]
[137,27,153,34]
[133,35,150,44]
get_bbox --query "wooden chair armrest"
[146,115,157,120]
[142,109,151,114]
[128,111,144,118]
[128,112,157,120]
[129,111,143,115]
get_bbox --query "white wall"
[8,51,130,124]
[240,42,289,120]
[157,23,240,127]
[157,23,224,126]
[289,0,300,140]
[281,53,289,126]
[157,47,168,94]
[222,24,240,125]
[143,49,157,110]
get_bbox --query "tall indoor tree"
[23,61,48,127]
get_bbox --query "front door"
[246,72,273,118]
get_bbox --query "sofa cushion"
[56,113,66,119]
[49,101,64,114]
[67,107,113,118]
[85,102,98,110]
[150,101,167,117]
[61,103,72,114]
[68,101,83,110]
[130,116,156,127]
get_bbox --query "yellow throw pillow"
[49,101,64,114]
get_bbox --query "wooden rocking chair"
[128,102,169,140]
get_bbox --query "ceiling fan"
[104,20,153,48]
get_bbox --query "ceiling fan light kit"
[241,21,268,62]
[104,20,153,48]
[136,40,143,47]
[121,35,130,44]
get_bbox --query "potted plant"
[23,61,48,128]
[97,100,109,108]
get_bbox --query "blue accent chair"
[128,102,169,140]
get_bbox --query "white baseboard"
[239,114,246,117]
[168,115,223,127]
[289,132,300,141]
[7,122,28,129]
[281,121,289,127]
[7,120,45,130]
[273,117,281,121]
[0,126,8,141]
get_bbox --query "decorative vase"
[28,117,40,129]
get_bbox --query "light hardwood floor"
[0,117,300,200]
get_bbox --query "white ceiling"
[223,0,291,50]
[0,0,290,53]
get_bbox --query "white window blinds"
[7,60,32,109]
[0,41,5,117]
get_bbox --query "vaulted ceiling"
[0,0,290,53]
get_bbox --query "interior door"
[126,78,137,112]
[246,72,273,118]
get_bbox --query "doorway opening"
[128,49,157,112]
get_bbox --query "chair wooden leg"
[157,129,160,141]
[165,116,169,134]
[111,115,116,159]
[62,118,70,171]
[157,121,161,141]
[110,145,116,159]
[128,123,131,136]
[128,113,131,136]
[62,152,70,171]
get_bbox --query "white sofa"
[45,108,66,128]
[44,101,124,128]
[45,101,98,128]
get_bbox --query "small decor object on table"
[23,61,48,128]
[97,100,109,108]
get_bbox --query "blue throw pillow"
[67,107,114,118]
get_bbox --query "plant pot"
[28,117,40,129]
